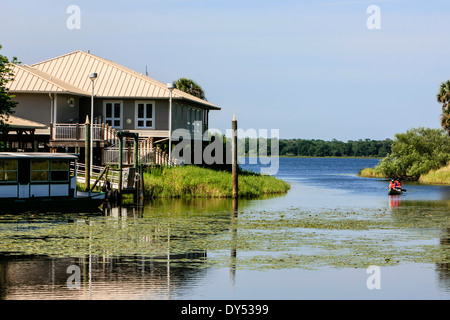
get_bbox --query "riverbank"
[358,167,386,179]
[143,165,290,199]
[359,163,450,185]
[418,163,450,185]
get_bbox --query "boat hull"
[0,193,105,213]
[388,188,402,195]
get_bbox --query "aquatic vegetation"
[0,204,447,271]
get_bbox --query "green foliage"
[358,167,386,178]
[375,127,450,180]
[436,80,450,135]
[276,138,392,158]
[173,77,207,101]
[0,44,20,132]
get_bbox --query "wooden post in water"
[85,115,91,191]
[232,114,238,199]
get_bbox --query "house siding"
[13,94,210,137]
[155,100,169,130]
[12,93,52,126]
[56,94,80,123]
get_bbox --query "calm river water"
[0,157,449,300]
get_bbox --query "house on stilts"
[4,50,221,166]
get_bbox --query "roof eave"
[9,90,90,97]
[176,97,221,110]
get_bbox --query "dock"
[74,162,145,203]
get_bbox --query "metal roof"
[24,50,220,110]
[7,65,90,96]
[4,115,48,129]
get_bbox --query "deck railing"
[103,137,175,166]
[50,123,118,144]
[53,123,176,166]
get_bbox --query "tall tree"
[0,44,20,132]
[436,80,450,135]
[173,77,207,101]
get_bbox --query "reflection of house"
[6,50,220,164]
[0,253,207,300]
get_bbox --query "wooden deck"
[50,122,175,166]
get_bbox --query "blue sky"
[1,0,450,141]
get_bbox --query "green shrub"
[375,127,450,180]
[358,167,386,178]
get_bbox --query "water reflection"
[0,158,449,299]
[389,195,402,208]
[0,198,242,300]
[0,253,210,300]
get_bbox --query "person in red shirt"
[389,179,396,189]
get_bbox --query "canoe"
[388,187,402,195]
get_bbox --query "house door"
[104,101,122,129]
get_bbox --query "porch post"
[85,115,91,191]
[118,132,123,194]
[134,133,139,169]
[54,93,58,124]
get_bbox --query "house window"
[104,101,122,129]
[51,160,69,182]
[0,160,18,183]
[31,160,49,182]
[135,101,154,129]
[203,109,209,133]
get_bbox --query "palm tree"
[437,80,450,135]
[173,78,207,101]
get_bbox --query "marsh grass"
[143,165,290,199]
[419,163,450,185]
[358,167,386,178]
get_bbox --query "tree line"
[239,138,392,158]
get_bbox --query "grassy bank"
[359,163,450,185]
[143,165,290,199]
[358,167,387,179]
[418,163,450,185]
